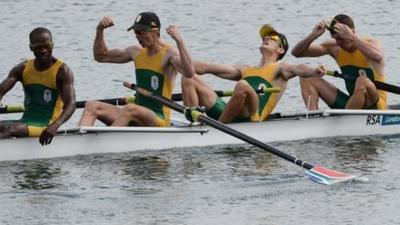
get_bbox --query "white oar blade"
[305,166,357,185]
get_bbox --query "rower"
[0,27,76,145]
[78,11,195,127]
[292,14,386,110]
[182,24,326,123]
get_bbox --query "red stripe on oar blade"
[305,166,357,185]
[312,166,351,178]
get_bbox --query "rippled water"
[1,0,400,224]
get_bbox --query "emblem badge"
[43,89,52,103]
[151,76,159,90]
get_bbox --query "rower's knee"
[181,75,201,90]
[299,77,317,88]
[233,80,252,98]
[84,100,102,115]
[120,104,141,118]
[354,76,371,94]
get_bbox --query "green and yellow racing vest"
[134,45,173,124]
[336,40,387,109]
[21,59,64,126]
[242,63,279,121]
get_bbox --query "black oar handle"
[328,70,400,94]
[75,98,128,108]
[123,81,314,170]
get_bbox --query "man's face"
[133,28,158,47]
[331,32,354,52]
[260,33,283,56]
[30,32,53,62]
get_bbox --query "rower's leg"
[0,121,29,138]
[78,100,122,126]
[299,77,338,110]
[219,80,258,123]
[346,75,379,109]
[181,75,218,110]
[111,104,158,126]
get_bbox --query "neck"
[34,57,55,71]
[147,38,164,55]
[258,52,278,67]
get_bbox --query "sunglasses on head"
[29,41,54,51]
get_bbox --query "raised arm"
[0,63,24,103]
[291,20,333,57]
[39,64,76,145]
[194,61,244,81]
[278,62,326,80]
[333,22,383,62]
[167,25,195,78]
[93,16,137,63]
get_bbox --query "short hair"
[333,14,355,29]
[29,27,52,43]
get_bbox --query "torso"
[20,58,64,126]
[241,63,284,121]
[133,44,174,122]
[334,40,387,107]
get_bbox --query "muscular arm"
[167,25,195,78]
[194,61,244,81]
[93,16,138,63]
[39,64,76,145]
[0,63,24,102]
[291,36,333,57]
[55,64,76,127]
[291,20,334,57]
[93,29,137,63]
[278,62,326,81]
[353,37,383,63]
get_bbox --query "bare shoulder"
[166,45,179,57]
[9,61,27,79]
[127,45,143,60]
[364,37,381,45]
[57,62,74,83]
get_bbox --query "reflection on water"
[12,161,63,190]
[1,0,400,224]
[120,156,170,180]
[295,135,387,170]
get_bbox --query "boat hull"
[2,109,400,161]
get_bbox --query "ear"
[277,46,285,55]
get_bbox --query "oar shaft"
[0,105,25,114]
[326,70,400,94]
[171,87,281,102]
[1,87,281,114]
[123,81,314,170]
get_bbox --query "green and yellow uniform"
[333,39,387,109]
[206,63,280,122]
[21,59,64,136]
[134,45,173,127]
[241,63,280,121]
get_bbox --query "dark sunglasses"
[326,19,338,35]
[134,28,159,35]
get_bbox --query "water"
[1,0,400,224]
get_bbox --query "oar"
[0,105,25,114]
[326,70,400,94]
[0,87,280,114]
[123,81,357,185]
[0,97,135,114]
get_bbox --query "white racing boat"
[2,108,400,162]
